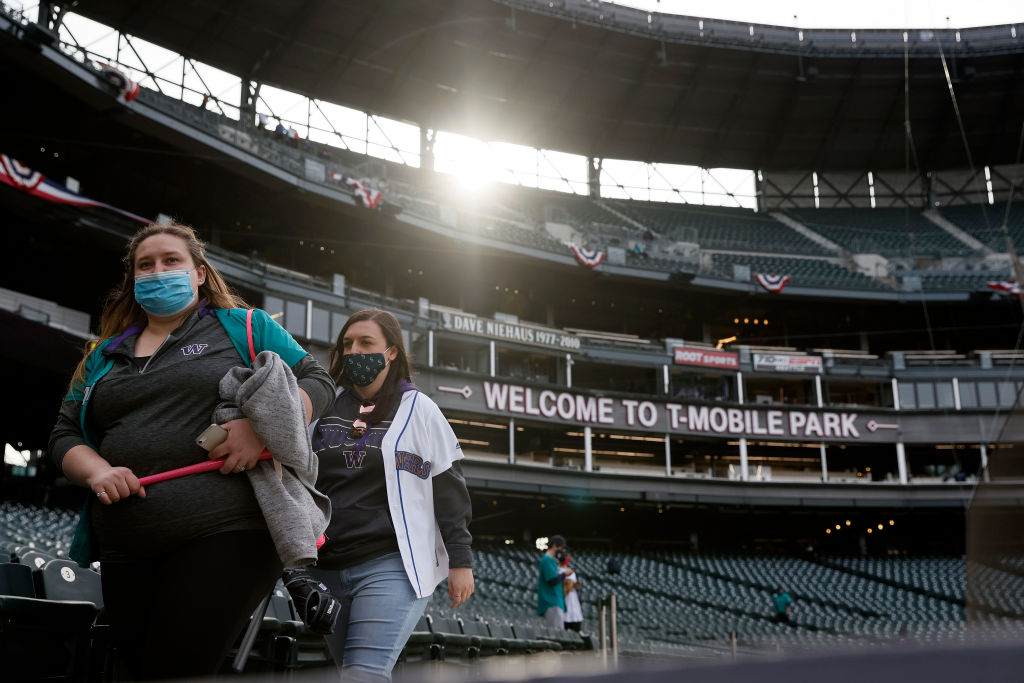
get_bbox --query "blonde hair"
[67,222,247,394]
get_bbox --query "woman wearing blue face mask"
[48,222,335,679]
[307,308,474,681]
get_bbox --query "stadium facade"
[2,2,1023,555]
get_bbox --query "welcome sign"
[481,381,864,441]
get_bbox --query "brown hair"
[328,308,414,424]
[68,222,247,394]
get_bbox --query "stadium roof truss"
[54,0,1024,173]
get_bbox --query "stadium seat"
[488,621,530,654]
[33,559,103,609]
[0,541,16,563]
[609,201,830,256]
[0,562,35,597]
[459,618,503,656]
[787,208,972,257]
[0,595,98,681]
[429,616,477,660]
[17,549,58,571]
[940,202,1024,251]
[400,614,444,663]
[513,623,562,652]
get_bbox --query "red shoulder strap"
[245,309,256,364]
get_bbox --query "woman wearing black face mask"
[307,308,474,681]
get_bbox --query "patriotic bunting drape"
[0,154,150,223]
[570,245,605,268]
[755,273,791,293]
[96,63,140,102]
[987,280,1022,296]
[344,177,383,209]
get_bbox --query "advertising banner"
[673,346,739,370]
[753,353,823,373]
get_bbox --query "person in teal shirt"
[536,535,569,628]
[773,587,793,624]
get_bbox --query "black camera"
[281,567,340,636]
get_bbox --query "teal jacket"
[69,307,307,450]
[537,553,566,615]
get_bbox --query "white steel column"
[952,378,962,410]
[980,443,990,482]
[427,330,434,368]
[566,353,573,388]
[584,426,593,472]
[664,435,672,476]
[663,365,670,394]
[737,372,745,403]
[509,418,515,464]
[892,378,901,410]
[489,341,496,377]
[816,375,826,481]
[738,438,749,481]
[896,442,908,484]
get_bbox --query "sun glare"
[435,131,494,193]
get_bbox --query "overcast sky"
[614,0,1024,28]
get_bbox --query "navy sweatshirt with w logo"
[311,390,472,570]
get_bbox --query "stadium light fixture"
[826,529,831,534]
[867,528,873,534]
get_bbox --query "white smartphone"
[195,424,229,452]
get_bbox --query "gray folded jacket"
[215,350,331,568]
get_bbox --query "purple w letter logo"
[181,344,208,356]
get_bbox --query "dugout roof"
[72,0,1024,171]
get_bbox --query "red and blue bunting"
[344,177,382,209]
[754,273,791,293]
[570,245,605,268]
[987,280,1022,296]
[0,154,150,223]
[96,62,140,102]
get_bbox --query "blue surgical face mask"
[343,346,394,387]
[134,269,196,316]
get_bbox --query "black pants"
[565,621,582,632]
[100,530,282,680]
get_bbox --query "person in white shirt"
[307,308,474,681]
[559,551,583,631]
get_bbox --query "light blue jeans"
[309,552,429,682]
